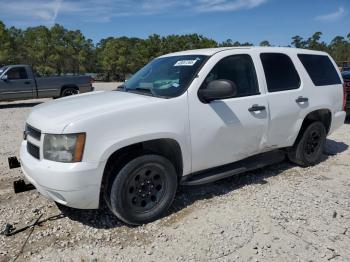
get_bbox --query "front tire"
[105,154,178,225]
[287,121,326,167]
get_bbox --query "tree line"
[1,21,349,81]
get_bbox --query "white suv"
[20,47,346,225]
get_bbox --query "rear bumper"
[329,111,346,135]
[20,141,105,209]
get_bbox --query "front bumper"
[20,141,105,209]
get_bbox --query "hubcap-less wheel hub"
[305,130,321,155]
[126,166,165,212]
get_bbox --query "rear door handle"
[248,104,266,112]
[295,96,308,103]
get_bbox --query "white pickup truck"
[19,47,346,225]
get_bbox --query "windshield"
[122,55,208,98]
[0,66,7,75]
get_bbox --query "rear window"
[298,54,341,86]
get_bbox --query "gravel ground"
[1,83,350,262]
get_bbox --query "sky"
[0,0,349,45]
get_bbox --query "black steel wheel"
[304,129,322,158]
[287,121,326,167]
[106,154,177,225]
[125,164,167,213]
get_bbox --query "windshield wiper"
[127,87,155,96]
[116,84,125,91]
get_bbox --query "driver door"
[188,53,269,172]
[0,67,35,100]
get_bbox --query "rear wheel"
[105,154,177,225]
[287,121,326,167]
[61,87,79,97]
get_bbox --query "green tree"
[0,21,13,65]
[291,35,306,48]
[329,36,349,63]
[2,20,350,80]
[259,40,271,46]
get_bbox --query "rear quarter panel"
[292,51,344,137]
[36,76,92,97]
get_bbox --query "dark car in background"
[342,71,350,116]
[0,65,94,102]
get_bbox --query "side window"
[202,54,259,98]
[6,67,28,80]
[298,54,341,86]
[260,53,301,92]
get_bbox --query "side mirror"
[1,75,8,81]
[199,80,237,103]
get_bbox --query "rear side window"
[202,54,259,98]
[298,54,341,86]
[260,53,301,92]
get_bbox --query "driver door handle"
[295,96,308,103]
[24,81,31,85]
[248,104,266,112]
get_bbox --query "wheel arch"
[294,108,332,146]
[60,85,79,95]
[99,138,184,206]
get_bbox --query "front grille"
[26,124,41,141]
[27,142,40,159]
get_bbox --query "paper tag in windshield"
[174,60,197,66]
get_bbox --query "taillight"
[343,82,348,111]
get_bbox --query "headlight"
[43,133,86,163]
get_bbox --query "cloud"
[195,0,267,12]
[0,0,267,26]
[315,7,346,22]
[0,0,64,26]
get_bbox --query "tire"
[61,87,79,97]
[105,154,178,225]
[287,121,326,167]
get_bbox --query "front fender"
[100,132,191,175]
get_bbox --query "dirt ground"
[1,83,350,262]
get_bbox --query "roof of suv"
[160,46,328,58]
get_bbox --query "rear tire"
[61,87,79,97]
[105,154,177,225]
[287,121,326,167]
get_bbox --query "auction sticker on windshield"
[174,60,198,66]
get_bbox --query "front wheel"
[287,121,326,167]
[105,154,178,225]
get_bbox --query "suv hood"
[27,91,159,133]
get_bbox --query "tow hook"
[13,180,35,194]
[0,214,42,236]
[8,156,35,193]
[8,156,21,169]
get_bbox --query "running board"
[181,150,285,186]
